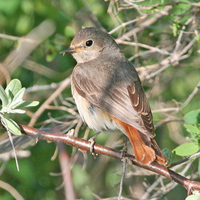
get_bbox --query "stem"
[1,123,200,194]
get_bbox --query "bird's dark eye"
[85,40,93,47]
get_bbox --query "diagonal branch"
[1,123,200,195]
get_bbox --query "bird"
[60,27,166,165]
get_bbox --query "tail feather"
[126,125,156,165]
[112,117,166,165]
[151,138,166,165]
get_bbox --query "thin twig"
[109,15,147,35]
[170,151,200,168]
[117,40,170,55]
[0,63,11,85]
[0,114,19,171]
[180,81,200,110]
[58,143,76,200]
[118,158,127,200]
[116,5,172,42]
[29,77,71,126]
[0,180,24,200]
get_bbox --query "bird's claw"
[88,131,101,158]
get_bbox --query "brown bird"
[60,27,166,165]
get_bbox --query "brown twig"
[170,151,200,168]
[1,123,199,195]
[58,143,76,200]
[0,63,11,85]
[28,77,71,126]
[0,180,24,200]
[115,5,173,42]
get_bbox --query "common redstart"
[60,27,166,165]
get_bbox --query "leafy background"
[0,0,200,199]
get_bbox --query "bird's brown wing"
[72,60,155,138]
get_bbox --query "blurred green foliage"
[0,0,200,199]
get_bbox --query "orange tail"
[113,118,166,165]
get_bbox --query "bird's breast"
[71,81,118,132]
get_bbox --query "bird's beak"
[60,47,85,55]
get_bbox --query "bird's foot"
[88,131,101,158]
[120,140,128,160]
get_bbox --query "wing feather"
[72,55,155,137]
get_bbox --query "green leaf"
[10,109,26,114]
[5,79,22,101]
[1,117,21,135]
[170,22,180,37]
[184,124,200,134]
[64,26,75,38]
[8,88,25,109]
[8,100,24,110]
[185,195,200,200]
[173,143,200,156]
[15,100,39,109]
[0,85,9,107]
[46,50,56,62]
[197,34,200,41]
[15,14,32,34]
[184,109,200,124]
[162,148,173,164]
[12,87,25,102]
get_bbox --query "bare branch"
[1,123,199,194]
[29,77,71,126]
[0,180,24,200]
[115,5,173,42]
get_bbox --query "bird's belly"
[72,89,117,132]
